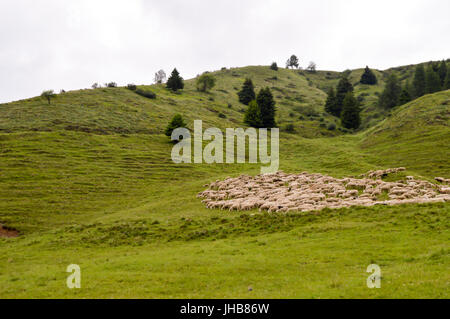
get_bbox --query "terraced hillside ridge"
[0,65,449,299]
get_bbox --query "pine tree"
[398,88,412,105]
[166,68,184,91]
[379,74,401,108]
[237,78,256,105]
[438,60,447,86]
[244,100,262,128]
[425,65,441,94]
[413,64,426,98]
[335,77,354,116]
[341,92,360,130]
[404,79,415,98]
[324,87,338,116]
[445,69,450,90]
[165,114,187,138]
[359,66,377,85]
[256,88,276,128]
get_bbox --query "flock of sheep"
[198,168,450,213]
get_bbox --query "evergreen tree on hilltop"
[256,88,276,128]
[166,68,184,91]
[425,65,442,94]
[286,55,300,69]
[438,60,447,86]
[324,87,339,116]
[379,74,401,109]
[360,66,378,85]
[335,77,354,116]
[413,64,426,98]
[238,78,256,105]
[341,92,361,130]
[244,100,262,128]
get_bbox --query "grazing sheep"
[198,169,450,214]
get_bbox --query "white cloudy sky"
[0,0,449,103]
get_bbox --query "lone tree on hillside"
[413,64,426,98]
[335,77,354,116]
[166,68,184,91]
[256,87,276,128]
[154,69,167,84]
[306,62,317,73]
[244,100,262,128]
[237,78,256,105]
[359,66,378,85]
[324,87,338,116]
[425,65,441,94]
[286,55,299,69]
[41,90,56,105]
[340,92,361,129]
[270,62,279,71]
[438,60,447,86]
[165,114,187,139]
[379,74,401,108]
[196,73,216,92]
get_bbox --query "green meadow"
[0,65,449,298]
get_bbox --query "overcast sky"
[0,0,449,103]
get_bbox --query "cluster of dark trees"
[379,60,449,109]
[166,60,448,138]
[324,77,360,129]
[238,79,277,128]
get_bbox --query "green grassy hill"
[0,66,338,138]
[360,90,450,177]
[0,64,449,299]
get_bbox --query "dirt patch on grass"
[0,225,19,238]
[199,169,450,213]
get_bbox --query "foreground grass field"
[0,66,448,298]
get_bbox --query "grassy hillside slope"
[361,90,450,177]
[0,66,339,138]
[0,66,448,299]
